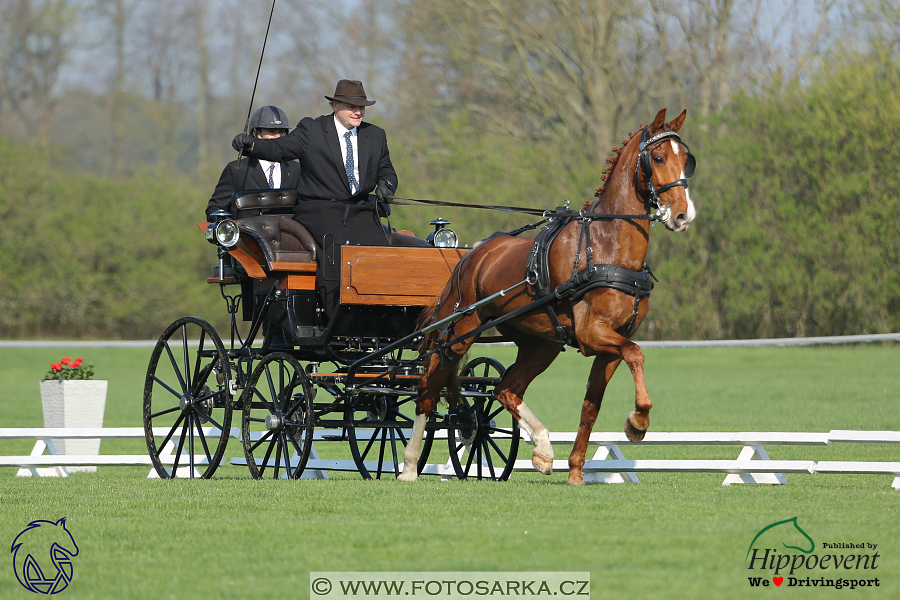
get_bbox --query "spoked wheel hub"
[241,353,315,480]
[447,357,520,481]
[143,316,233,479]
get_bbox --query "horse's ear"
[650,108,667,132]
[668,109,687,132]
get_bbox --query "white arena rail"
[1,428,897,488]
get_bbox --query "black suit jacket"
[246,114,398,203]
[206,157,301,219]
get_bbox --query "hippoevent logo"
[10,518,79,594]
[745,517,881,590]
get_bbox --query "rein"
[387,195,664,223]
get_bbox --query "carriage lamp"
[205,217,241,248]
[427,217,458,248]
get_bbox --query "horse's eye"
[653,155,664,164]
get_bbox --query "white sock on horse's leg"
[517,402,553,474]
[398,413,427,481]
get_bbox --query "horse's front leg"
[567,355,621,485]
[579,324,652,444]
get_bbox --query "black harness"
[525,211,655,345]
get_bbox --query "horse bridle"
[636,126,696,220]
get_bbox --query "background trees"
[0,0,897,340]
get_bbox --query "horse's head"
[633,108,697,231]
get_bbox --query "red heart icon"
[773,577,783,586]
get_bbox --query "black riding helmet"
[249,105,290,137]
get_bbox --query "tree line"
[1,0,897,340]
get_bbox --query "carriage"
[142,189,520,481]
[143,108,697,485]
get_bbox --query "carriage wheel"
[143,317,233,479]
[241,353,315,480]
[346,392,433,479]
[447,357,520,481]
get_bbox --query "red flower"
[51,363,63,370]
[61,357,71,365]
[72,358,83,367]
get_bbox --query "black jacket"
[206,157,301,219]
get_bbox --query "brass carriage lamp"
[427,217,458,248]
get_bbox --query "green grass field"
[0,343,898,599]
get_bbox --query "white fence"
[1,427,897,488]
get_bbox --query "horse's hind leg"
[398,352,458,482]
[492,332,562,475]
[568,355,620,485]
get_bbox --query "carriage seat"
[232,189,298,218]
[237,215,317,264]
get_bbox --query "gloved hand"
[376,179,395,202]
[232,133,254,153]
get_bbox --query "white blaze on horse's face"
[664,140,696,232]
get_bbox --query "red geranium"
[43,357,95,381]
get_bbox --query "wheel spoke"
[155,413,186,455]
[192,329,208,391]
[481,437,497,479]
[195,416,214,465]
[280,433,292,479]
[180,325,192,394]
[260,435,276,477]
[389,428,400,477]
[273,436,283,479]
[376,428,388,479]
[250,430,275,453]
[149,403,181,419]
[485,434,509,465]
[188,414,196,477]
[152,375,187,403]
[171,418,189,475]
[162,341,188,394]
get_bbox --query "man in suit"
[206,105,301,219]
[232,79,397,246]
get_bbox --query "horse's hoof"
[532,452,553,475]
[624,416,647,442]
[397,471,418,482]
[566,474,585,486]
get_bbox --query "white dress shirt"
[334,116,359,195]
[258,159,281,189]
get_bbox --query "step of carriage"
[241,428,454,443]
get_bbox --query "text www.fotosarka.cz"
[310,572,591,599]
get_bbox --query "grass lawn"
[0,342,897,599]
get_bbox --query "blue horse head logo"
[11,518,79,594]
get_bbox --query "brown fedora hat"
[325,79,376,106]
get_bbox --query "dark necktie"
[267,164,275,188]
[344,131,358,193]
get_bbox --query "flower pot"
[39,379,108,473]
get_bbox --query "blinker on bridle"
[636,126,696,221]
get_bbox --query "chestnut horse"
[399,108,696,484]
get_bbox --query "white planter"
[39,379,108,473]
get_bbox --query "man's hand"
[232,133,254,153]
[376,179,395,202]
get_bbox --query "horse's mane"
[581,125,645,211]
